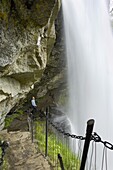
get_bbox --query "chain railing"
[34,108,113,170]
[91,132,113,150]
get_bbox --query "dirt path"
[1,130,52,170]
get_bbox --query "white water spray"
[62,0,113,169]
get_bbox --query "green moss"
[0,12,7,20]
[0,0,59,30]
[4,110,24,129]
[0,0,10,22]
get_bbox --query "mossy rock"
[4,110,24,129]
[0,0,57,28]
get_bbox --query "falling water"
[62,0,113,169]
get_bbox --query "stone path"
[1,130,52,170]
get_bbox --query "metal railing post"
[45,107,49,157]
[58,153,65,170]
[31,118,34,143]
[80,119,95,170]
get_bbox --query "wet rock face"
[0,0,61,129]
[30,7,68,111]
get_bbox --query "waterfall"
[62,0,113,169]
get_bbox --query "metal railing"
[33,107,113,170]
[80,119,94,170]
[27,111,34,143]
[58,153,65,170]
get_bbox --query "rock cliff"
[0,0,62,129]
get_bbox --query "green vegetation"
[35,121,80,170]
[4,110,24,129]
[0,140,9,169]
[2,158,9,170]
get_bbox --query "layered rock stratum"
[0,0,63,129]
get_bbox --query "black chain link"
[48,118,113,150]
[48,119,86,140]
[92,132,113,150]
[91,132,101,142]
